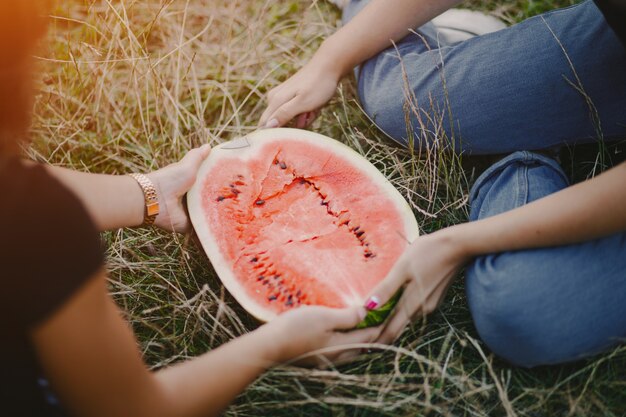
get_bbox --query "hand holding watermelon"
[366,229,468,344]
[147,144,211,233]
[263,305,380,366]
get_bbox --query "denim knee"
[466,252,565,368]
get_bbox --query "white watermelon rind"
[187,128,419,322]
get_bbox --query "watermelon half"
[188,128,419,322]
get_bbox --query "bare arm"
[260,0,462,127]
[453,162,626,254]
[319,0,463,78]
[369,162,626,343]
[44,145,211,232]
[45,167,145,230]
[31,271,278,417]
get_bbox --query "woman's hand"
[365,229,469,344]
[147,144,211,233]
[264,305,380,366]
[259,53,343,129]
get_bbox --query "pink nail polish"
[365,296,380,310]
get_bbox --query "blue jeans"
[466,152,626,367]
[343,0,626,154]
[342,1,626,366]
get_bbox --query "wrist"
[315,38,353,79]
[248,322,287,365]
[122,175,149,227]
[428,224,477,263]
[128,173,160,227]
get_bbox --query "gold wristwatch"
[128,173,160,226]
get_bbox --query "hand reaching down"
[260,56,342,129]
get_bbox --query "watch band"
[128,173,160,226]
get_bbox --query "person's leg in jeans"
[465,151,626,367]
[343,0,626,154]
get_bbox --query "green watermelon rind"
[356,290,403,329]
[187,128,419,322]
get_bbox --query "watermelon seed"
[299,179,306,184]
[268,295,277,301]
[255,199,265,206]
[279,161,287,169]
[216,196,225,202]
[232,189,240,195]
[321,201,328,206]
[353,226,360,232]
[356,230,365,237]
[257,275,264,281]
[274,159,279,165]
[250,257,258,263]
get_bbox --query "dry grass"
[30,0,625,416]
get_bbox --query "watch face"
[146,201,160,217]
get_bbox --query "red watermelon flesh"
[188,128,419,322]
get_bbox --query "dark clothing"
[0,158,103,416]
[595,0,626,46]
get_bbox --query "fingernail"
[365,296,380,311]
[266,118,279,128]
[357,307,367,321]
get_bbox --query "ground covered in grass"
[32,1,625,415]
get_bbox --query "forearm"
[448,162,626,258]
[318,0,462,77]
[155,325,280,417]
[45,165,144,230]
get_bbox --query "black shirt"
[595,0,626,46]
[0,158,103,416]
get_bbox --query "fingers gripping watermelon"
[188,128,419,322]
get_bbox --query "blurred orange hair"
[0,0,51,158]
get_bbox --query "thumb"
[181,144,211,168]
[198,143,211,158]
[364,257,409,311]
[326,306,367,331]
